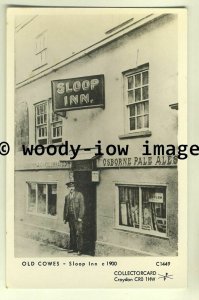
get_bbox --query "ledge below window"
[119,130,152,139]
[114,226,168,240]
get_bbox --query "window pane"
[142,188,166,233]
[129,105,135,116]
[144,101,149,114]
[53,128,56,137]
[36,101,62,145]
[135,73,141,87]
[38,138,47,145]
[144,115,149,128]
[58,126,62,137]
[27,183,36,213]
[130,118,135,130]
[52,138,62,144]
[119,186,139,228]
[128,76,134,89]
[44,127,47,137]
[135,88,141,102]
[142,86,149,100]
[56,127,60,137]
[142,71,149,85]
[128,90,134,103]
[137,103,144,115]
[37,184,46,214]
[128,187,139,228]
[48,184,57,216]
[137,116,143,129]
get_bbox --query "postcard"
[6,7,187,288]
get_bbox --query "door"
[74,171,96,255]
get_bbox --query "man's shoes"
[68,249,77,253]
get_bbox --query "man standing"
[63,181,85,255]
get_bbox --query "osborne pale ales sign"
[51,75,105,112]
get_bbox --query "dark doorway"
[74,171,96,256]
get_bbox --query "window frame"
[49,102,63,144]
[34,30,48,70]
[35,101,48,145]
[26,181,58,219]
[123,63,150,135]
[34,99,63,145]
[115,183,168,238]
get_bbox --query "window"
[27,182,57,217]
[35,100,62,145]
[35,101,48,145]
[50,106,63,144]
[34,31,47,69]
[117,185,167,236]
[124,64,149,132]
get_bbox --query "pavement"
[15,235,89,257]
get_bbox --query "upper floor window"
[34,31,47,69]
[35,100,62,145]
[124,64,149,133]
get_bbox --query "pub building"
[15,12,179,256]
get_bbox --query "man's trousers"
[68,214,83,252]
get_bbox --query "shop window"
[117,185,167,236]
[34,31,47,69]
[35,100,62,145]
[124,64,149,133]
[27,182,57,217]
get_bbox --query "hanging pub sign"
[51,74,105,112]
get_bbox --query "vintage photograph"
[14,9,180,258]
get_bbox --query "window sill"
[113,226,168,239]
[118,130,152,139]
